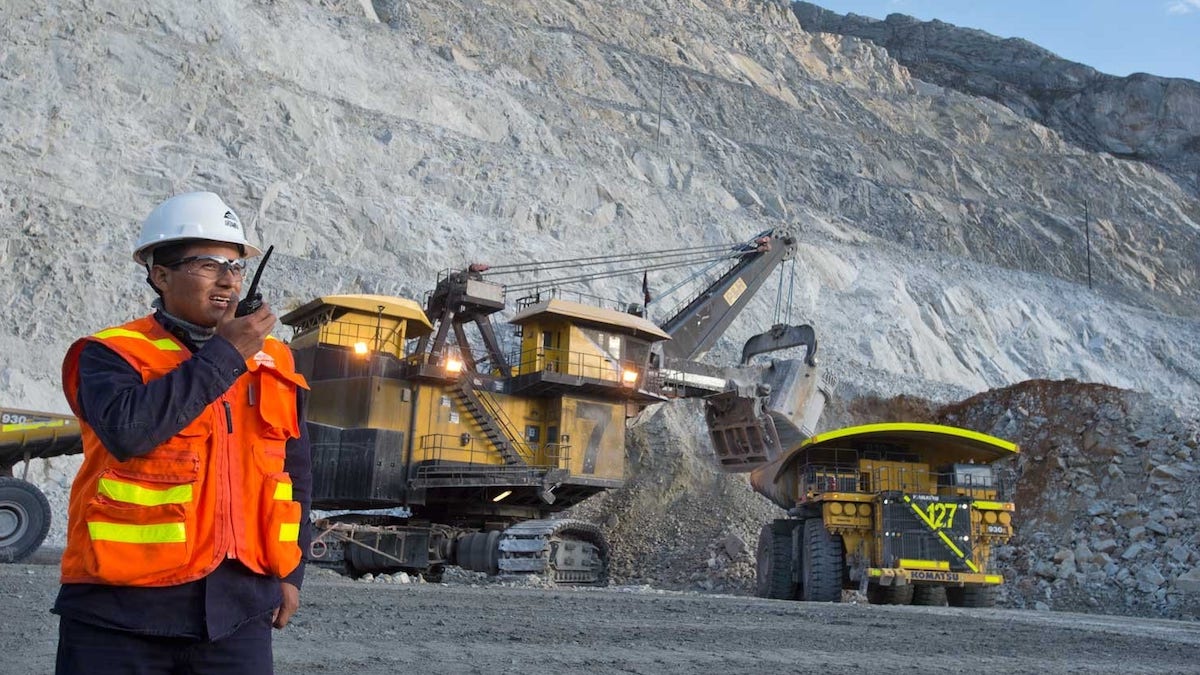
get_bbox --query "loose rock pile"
[940,380,1200,619]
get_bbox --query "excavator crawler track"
[498,518,609,585]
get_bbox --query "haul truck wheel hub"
[0,502,25,541]
[0,477,54,562]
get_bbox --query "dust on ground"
[3,554,1198,675]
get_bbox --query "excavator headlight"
[622,369,639,385]
[445,357,464,374]
[353,341,369,356]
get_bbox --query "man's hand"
[273,581,300,629]
[216,300,276,359]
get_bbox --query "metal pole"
[656,61,666,147]
[1084,202,1092,290]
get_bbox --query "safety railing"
[797,461,1011,501]
[512,287,628,313]
[508,346,653,389]
[801,464,861,495]
[294,307,408,359]
[413,434,571,481]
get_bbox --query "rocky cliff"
[793,1,1200,189]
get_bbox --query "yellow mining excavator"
[741,422,1018,607]
[0,408,81,562]
[284,228,832,583]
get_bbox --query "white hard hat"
[133,191,262,264]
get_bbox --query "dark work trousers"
[55,613,274,675]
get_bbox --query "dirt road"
[3,552,1198,674]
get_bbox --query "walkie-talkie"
[235,245,274,317]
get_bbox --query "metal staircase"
[448,375,533,466]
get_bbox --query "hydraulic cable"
[485,242,735,276]
[504,256,723,292]
[647,256,727,309]
[502,247,763,293]
[495,248,733,282]
[786,257,797,325]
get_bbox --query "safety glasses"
[162,255,249,280]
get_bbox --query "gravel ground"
[4,551,1199,675]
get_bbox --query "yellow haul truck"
[0,408,81,562]
[745,423,1018,607]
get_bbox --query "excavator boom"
[650,229,833,471]
[659,230,797,361]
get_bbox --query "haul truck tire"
[755,520,798,600]
[947,585,996,608]
[912,585,947,606]
[868,583,914,605]
[0,477,51,563]
[799,518,843,602]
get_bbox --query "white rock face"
[1,0,1196,412]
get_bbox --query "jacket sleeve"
[75,337,248,461]
[282,387,312,588]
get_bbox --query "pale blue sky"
[805,1,1200,81]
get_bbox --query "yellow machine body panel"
[282,294,433,359]
[556,395,626,482]
[516,317,570,377]
[566,324,629,384]
[305,376,413,432]
[408,384,551,468]
[0,408,83,469]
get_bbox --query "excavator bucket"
[704,388,782,471]
[703,358,833,472]
[761,358,832,451]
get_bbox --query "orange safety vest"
[60,315,309,587]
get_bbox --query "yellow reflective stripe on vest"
[279,523,300,542]
[93,328,182,352]
[98,477,192,506]
[273,482,292,501]
[88,521,187,544]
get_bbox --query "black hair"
[148,241,193,268]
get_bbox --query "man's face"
[150,242,245,327]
